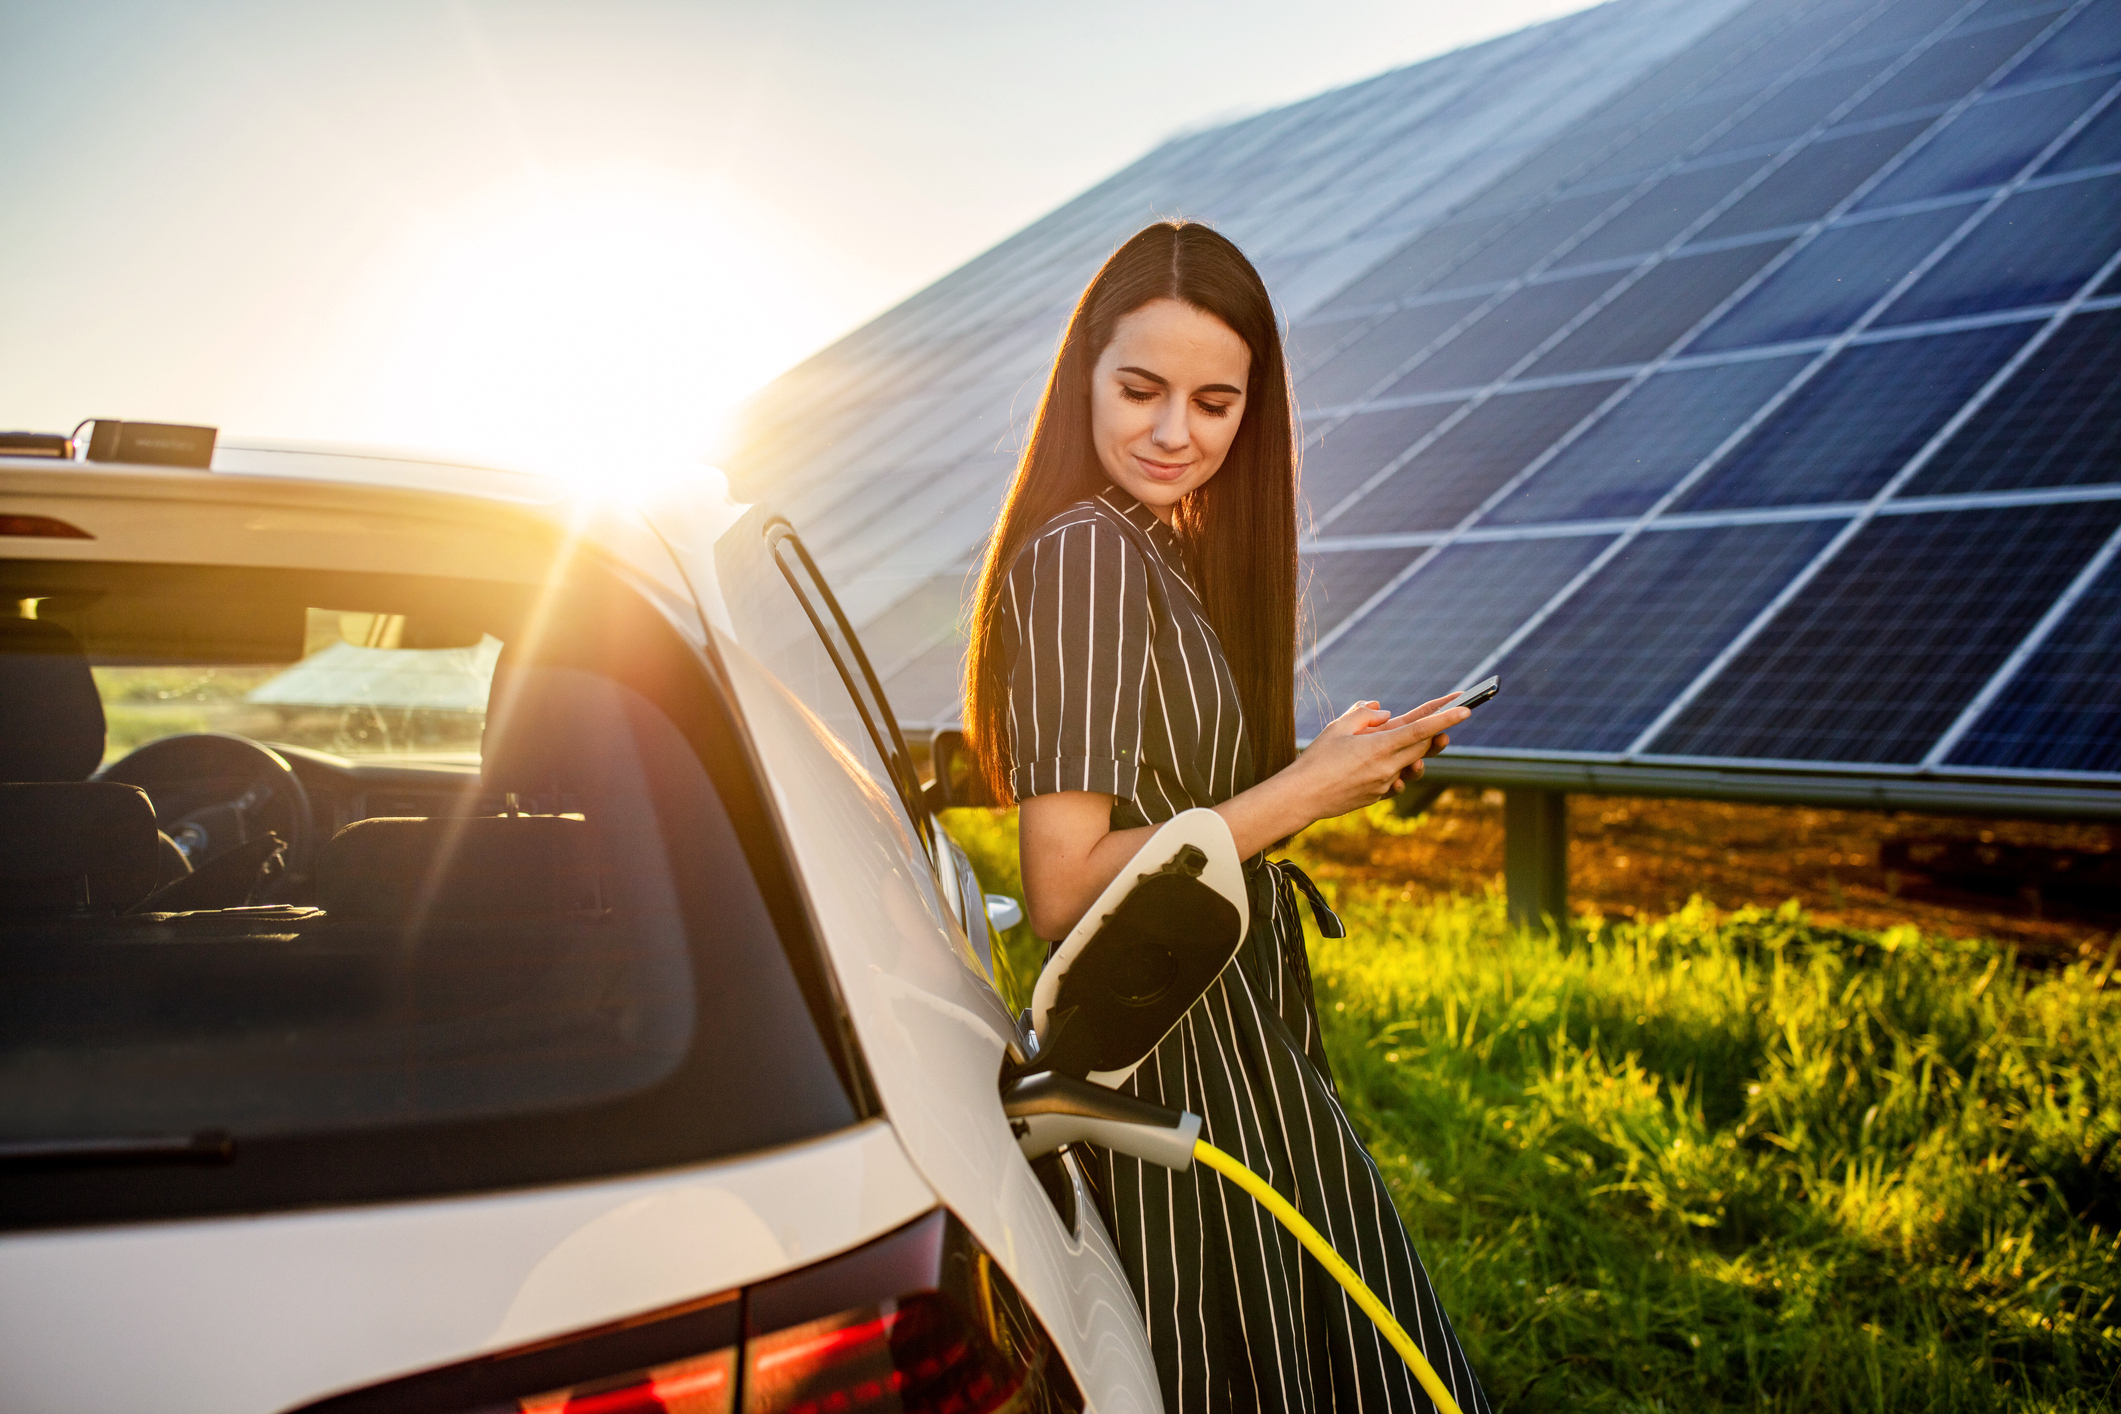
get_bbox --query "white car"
[0,435,1163,1413]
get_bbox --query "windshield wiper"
[0,1130,235,1171]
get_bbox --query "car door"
[672,502,1158,1407]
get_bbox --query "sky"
[0,0,1599,481]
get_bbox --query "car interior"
[0,558,712,1139]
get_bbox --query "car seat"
[312,656,623,924]
[0,617,183,915]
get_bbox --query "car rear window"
[0,557,864,1229]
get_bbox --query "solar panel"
[1565,162,1759,264]
[1445,191,1628,288]
[1315,216,1512,314]
[1649,499,2121,762]
[2010,1,2121,83]
[2042,88,2121,171]
[1465,123,1652,215]
[1530,240,1793,374]
[1903,306,2121,494]
[1680,323,2032,508]
[1697,120,1930,239]
[1883,172,2121,324]
[1385,272,1614,393]
[1687,205,1970,350]
[1582,96,1761,184]
[1288,313,1375,377]
[729,0,2121,796]
[1464,519,1843,752]
[1302,401,1465,511]
[1945,548,2121,773]
[1296,296,1486,407]
[1844,13,2057,124]
[1339,381,1624,532]
[1301,549,1423,644]
[1700,59,1895,155]
[1304,534,1615,734]
[1856,74,2110,207]
[1489,354,1811,523]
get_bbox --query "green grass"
[942,805,2121,1411]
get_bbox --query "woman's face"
[1090,298,1251,522]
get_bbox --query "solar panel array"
[727,0,2121,793]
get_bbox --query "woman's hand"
[1017,694,1467,939]
[1278,696,1466,820]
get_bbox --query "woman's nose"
[1152,401,1188,451]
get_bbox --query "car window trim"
[761,521,936,862]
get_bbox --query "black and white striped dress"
[1001,488,1490,1414]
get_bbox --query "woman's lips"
[1135,454,1190,482]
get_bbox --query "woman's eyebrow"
[1116,365,1244,396]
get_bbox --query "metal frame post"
[1505,788,1567,931]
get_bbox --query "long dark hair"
[963,220,1300,802]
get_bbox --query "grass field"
[941,804,2121,1412]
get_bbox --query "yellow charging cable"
[1192,1139,1465,1414]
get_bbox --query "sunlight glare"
[365,169,856,490]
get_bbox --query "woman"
[965,221,1491,1413]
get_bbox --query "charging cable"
[1192,1138,1464,1414]
[1005,1071,1465,1414]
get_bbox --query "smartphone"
[1446,675,1499,712]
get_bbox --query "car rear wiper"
[0,1130,234,1171]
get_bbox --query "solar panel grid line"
[1622,746,2121,783]
[1302,0,1851,336]
[1392,0,1895,303]
[1446,2,2109,710]
[1319,0,2000,490]
[1303,481,2121,558]
[1626,163,2121,755]
[1920,516,2121,763]
[1302,0,2014,667]
[1882,481,2121,514]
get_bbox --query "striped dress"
[1001,488,1491,1414]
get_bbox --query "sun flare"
[359,169,858,489]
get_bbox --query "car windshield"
[95,611,503,766]
[0,555,861,1228]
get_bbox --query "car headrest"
[479,662,640,806]
[0,782,163,915]
[0,617,106,782]
[318,815,604,922]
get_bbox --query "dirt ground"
[1294,789,2120,961]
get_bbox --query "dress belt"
[1245,854,1347,938]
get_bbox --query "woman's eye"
[1120,386,1157,403]
[1196,401,1233,418]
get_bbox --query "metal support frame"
[1505,787,1568,932]
[1422,752,2121,821]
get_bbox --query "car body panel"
[0,1121,934,1414]
[0,456,1158,1411]
[712,634,1160,1412]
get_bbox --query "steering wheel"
[98,733,315,896]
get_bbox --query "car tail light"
[294,1210,1080,1414]
[740,1209,1073,1414]
[519,1348,737,1413]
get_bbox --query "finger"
[1408,693,1459,717]
[1367,704,1471,752]
[1334,699,1389,731]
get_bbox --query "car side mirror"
[1029,808,1249,1086]
[923,728,1004,811]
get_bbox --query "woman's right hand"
[1281,696,1468,820]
